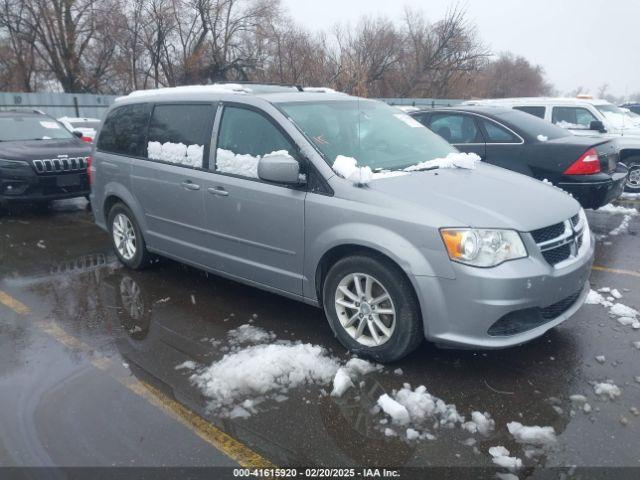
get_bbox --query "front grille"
[540,290,582,319]
[32,157,88,174]
[531,223,564,243]
[531,213,586,267]
[541,243,571,265]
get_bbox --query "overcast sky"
[282,0,640,97]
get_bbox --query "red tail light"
[81,136,93,143]
[87,155,93,185]
[564,147,601,175]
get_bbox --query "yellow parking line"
[592,265,640,278]
[0,290,30,315]
[2,291,274,469]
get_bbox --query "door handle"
[181,180,200,191]
[207,186,229,197]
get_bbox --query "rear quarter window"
[97,104,151,156]
[513,106,546,119]
[146,104,215,169]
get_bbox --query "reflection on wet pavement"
[1,198,639,472]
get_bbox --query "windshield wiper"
[408,165,439,172]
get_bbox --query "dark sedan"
[409,106,628,209]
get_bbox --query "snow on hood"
[331,152,480,186]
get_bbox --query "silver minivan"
[91,84,594,362]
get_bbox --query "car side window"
[513,106,545,119]
[215,106,298,179]
[480,119,520,143]
[97,104,151,156]
[428,113,481,144]
[146,104,215,169]
[552,107,598,129]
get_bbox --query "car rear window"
[97,103,152,156]
[0,116,73,141]
[492,109,570,141]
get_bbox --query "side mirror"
[73,130,83,138]
[258,152,304,184]
[589,120,606,133]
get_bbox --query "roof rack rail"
[214,81,304,92]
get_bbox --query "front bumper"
[0,162,89,202]
[413,227,595,349]
[558,167,628,209]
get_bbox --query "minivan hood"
[364,163,580,232]
[0,138,91,161]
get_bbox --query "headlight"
[440,228,527,267]
[0,158,29,170]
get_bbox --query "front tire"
[624,155,640,192]
[108,203,153,269]
[322,254,423,363]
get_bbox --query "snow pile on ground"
[227,324,276,345]
[403,152,481,172]
[609,214,635,236]
[609,303,638,319]
[585,289,614,307]
[489,446,522,471]
[374,383,486,440]
[598,203,638,215]
[332,155,373,185]
[148,141,203,167]
[462,411,495,435]
[593,382,621,399]
[191,342,341,416]
[330,358,381,397]
[175,360,197,370]
[507,422,557,446]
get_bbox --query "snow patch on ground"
[330,358,381,397]
[227,324,276,345]
[598,203,638,215]
[191,342,340,416]
[175,360,197,370]
[489,446,522,471]
[507,422,557,446]
[593,382,621,399]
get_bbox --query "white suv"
[463,97,640,192]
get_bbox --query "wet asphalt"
[0,198,639,475]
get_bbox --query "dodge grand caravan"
[91,84,594,362]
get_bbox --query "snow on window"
[148,141,203,168]
[331,152,480,186]
[554,120,584,129]
[215,149,294,179]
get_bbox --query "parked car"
[91,84,594,362]
[463,97,640,192]
[621,103,640,115]
[57,116,101,142]
[409,106,628,209]
[0,109,92,206]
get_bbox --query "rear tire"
[108,202,153,270]
[623,155,640,192]
[322,254,423,363]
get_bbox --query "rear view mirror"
[258,152,304,184]
[589,120,606,133]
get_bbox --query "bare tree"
[472,52,553,98]
[0,0,40,91]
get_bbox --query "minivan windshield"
[278,100,456,171]
[0,116,74,141]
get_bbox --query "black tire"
[624,155,640,192]
[107,202,154,269]
[322,254,423,363]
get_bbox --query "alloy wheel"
[112,213,137,260]
[334,273,396,347]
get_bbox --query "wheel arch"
[101,183,148,234]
